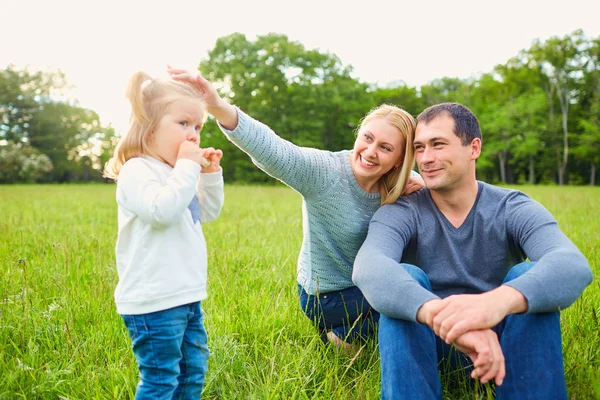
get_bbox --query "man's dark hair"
[417,103,482,145]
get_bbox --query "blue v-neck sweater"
[353,181,593,321]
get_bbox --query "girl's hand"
[402,175,425,195]
[177,140,207,166]
[167,66,223,112]
[199,147,223,173]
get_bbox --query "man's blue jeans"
[121,301,210,399]
[299,284,380,343]
[379,262,566,400]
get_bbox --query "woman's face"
[351,117,405,187]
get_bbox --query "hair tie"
[141,79,153,90]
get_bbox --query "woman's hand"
[167,66,238,130]
[167,66,222,110]
[402,175,425,195]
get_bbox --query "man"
[353,103,593,399]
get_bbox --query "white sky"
[2,0,599,135]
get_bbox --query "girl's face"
[351,117,405,189]
[150,100,205,167]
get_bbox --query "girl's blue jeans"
[379,262,567,400]
[298,284,380,343]
[121,301,209,400]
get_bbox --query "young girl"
[168,67,423,353]
[104,71,224,398]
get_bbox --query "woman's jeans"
[298,284,380,343]
[379,262,567,400]
[121,301,210,400]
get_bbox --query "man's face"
[413,115,479,192]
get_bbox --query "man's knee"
[400,263,432,291]
[503,261,536,283]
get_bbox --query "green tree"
[469,73,513,183]
[0,65,113,182]
[0,65,67,143]
[420,77,473,107]
[372,82,425,117]
[495,57,549,184]
[530,30,587,185]
[28,103,109,182]
[0,141,53,183]
[509,90,548,184]
[199,33,371,183]
[574,36,600,185]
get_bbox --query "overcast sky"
[2,0,599,135]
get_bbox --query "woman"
[169,67,423,351]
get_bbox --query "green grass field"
[1,184,599,399]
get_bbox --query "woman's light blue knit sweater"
[219,109,383,294]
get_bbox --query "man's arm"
[421,192,592,344]
[352,202,439,321]
[503,193,593,312]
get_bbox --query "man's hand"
[453,329,505,386]
[416,298,445,325]
[418,300,507,385]
[430,287,528,344]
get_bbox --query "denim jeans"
[379,262,567,400]
[121,302,210,400]
[298,284,380,343]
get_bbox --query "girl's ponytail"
[104,72,155,180]
[126,71,152,124]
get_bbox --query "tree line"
[1,30,598,185]
[0,67,116,183]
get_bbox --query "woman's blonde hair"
[357,104,416,205]
[103,71,206,180]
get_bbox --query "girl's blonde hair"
[103,71,206,180]
[357,104,416,205]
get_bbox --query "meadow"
[0,184,598,399]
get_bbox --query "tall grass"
[0,184,598,399]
